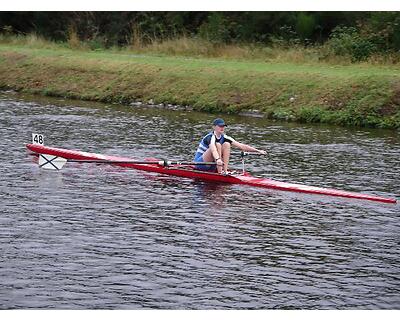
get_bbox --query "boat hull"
[26,144,397,204]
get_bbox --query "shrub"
[296,13,316,42]
[67,25,81,49]
[326,26,377,62]
[198,13,232,44]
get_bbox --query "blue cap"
[213,118,226,126]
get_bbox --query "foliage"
[326,26,377,62]
[199,13,232,43]
[0,12,394,48]
[296,13,316,43]
[368,12,400,51]
[1,12,398,63]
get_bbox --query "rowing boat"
[26,143,397,204]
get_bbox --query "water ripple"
[0,92,399,309]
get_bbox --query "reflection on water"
[0,91,399,309]
[192,181,232,208]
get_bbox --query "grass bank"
[0,42,399,129]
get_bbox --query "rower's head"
[213,118,226,133]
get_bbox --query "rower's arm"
[232,140,266,154]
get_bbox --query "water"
[0,91,399,309]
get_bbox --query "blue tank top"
[194,132,234,160]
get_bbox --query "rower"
[194,118,267,174]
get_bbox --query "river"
[0,91,399,309]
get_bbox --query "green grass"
[3,43,399,77]
[0,43,399,129]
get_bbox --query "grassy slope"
[0,44,399,128]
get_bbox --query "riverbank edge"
[0,45,399,129]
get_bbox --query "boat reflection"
[141,172,232,208]
[88,165,233,208]
[191,180,232,208]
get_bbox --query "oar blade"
[38,154,67,170]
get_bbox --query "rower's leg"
[201,144,222,172]
[221,142,231,172]
[215,143,222,173]
[201,144,221,162]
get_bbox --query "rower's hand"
[216,158,224,166]
[258,150,267,155]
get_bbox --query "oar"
[37,154,219,171]
[240,151,267,157]
[64,159,218,165]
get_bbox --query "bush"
[67,25,81,49]
[270,25,301,48]
[326,26,377,62]
[86,37,107,50]
[296,13,316,42]
[198,13,232,44]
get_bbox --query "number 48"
[32,133,44,145]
